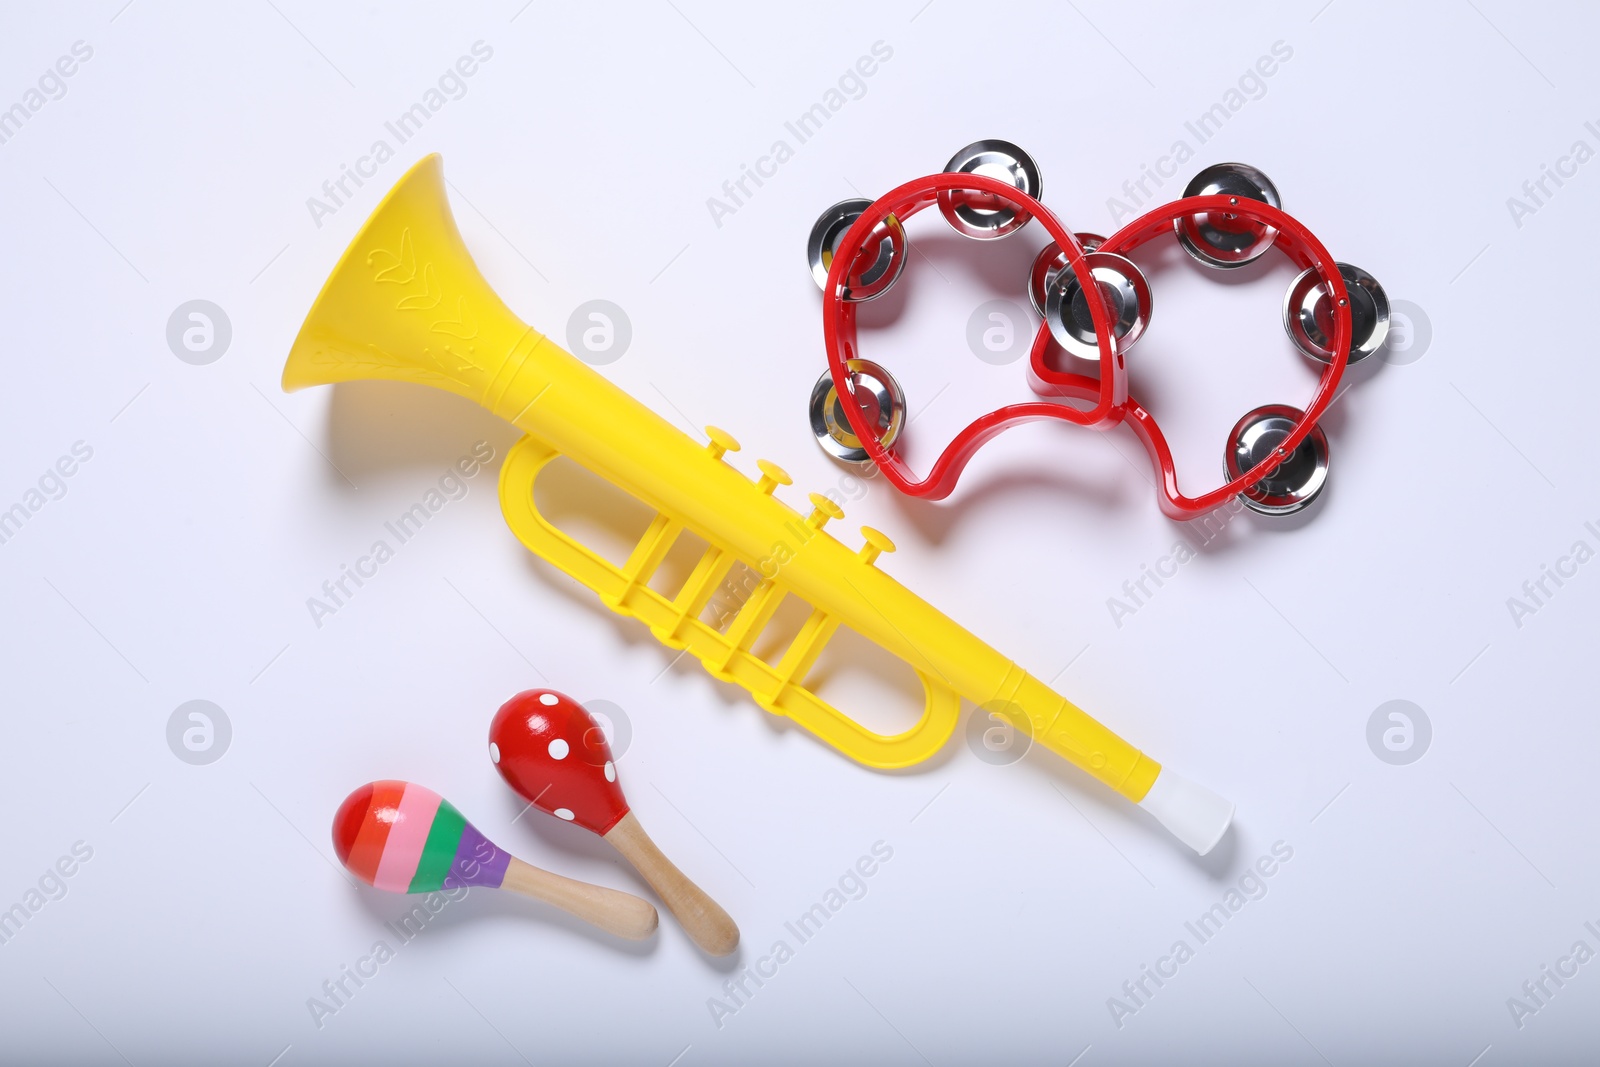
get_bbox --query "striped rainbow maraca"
[333,780,658,940]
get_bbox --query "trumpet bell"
[282,154,532,409]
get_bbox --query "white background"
[2,1,1598,1064]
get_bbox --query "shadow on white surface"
[323,379,520,484]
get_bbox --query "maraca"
[332,780,658,940]
[489,690,740,956]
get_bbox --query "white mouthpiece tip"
[1139,768,1235,855]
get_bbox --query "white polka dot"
[604,761,615,782]
[538,693,559,706]
[548,738,570,760]
[554,807,575,821]
[489,742,501,764]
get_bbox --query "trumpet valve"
[857,526,896,565]
[755,459,793,496]
[805,493,845,531]
[705,426,741,462]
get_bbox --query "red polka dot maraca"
[489,689,739,956]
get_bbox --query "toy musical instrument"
[283,154,1234,854]
[807,144,1390,518]
[332,779,658,940]
[488,689,739,956]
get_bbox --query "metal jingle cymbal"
[809,359,906,463]
[807,198,907,302]
[1225,404,1329,516]
[1027,234,1105,317]
[1174,162,1282,269]
[1043,251,1152,361]
[938,139,1042,240]
[1283,262,1391,365]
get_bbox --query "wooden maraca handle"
[604,812,739,956]
[500,856,659,941]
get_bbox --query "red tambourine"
[812,150,1385,521]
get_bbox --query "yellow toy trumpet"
[283,155,1235,854]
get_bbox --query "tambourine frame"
[820,172,1352,520]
